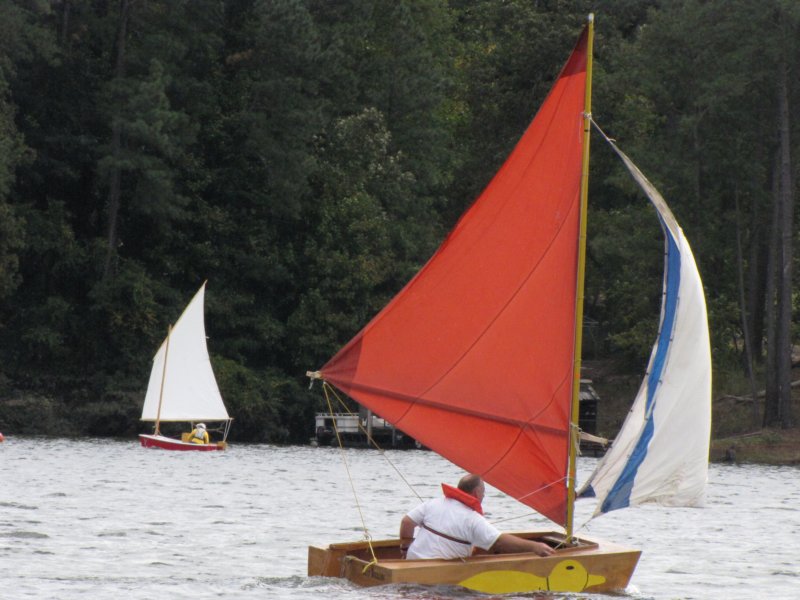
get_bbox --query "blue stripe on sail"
[601,218,681,513]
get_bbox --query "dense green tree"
[312,0,458,203]
[0,1,798,441]
[583,1,799,431]
[288,108,420,372]
[196,0,329,377]
[0,1,31,304]
[447,1,592,222]
[0,1,72,389]
[0,85,26,305]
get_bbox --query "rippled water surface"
[2,436,798,599]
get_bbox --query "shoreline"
[709,427,800,466]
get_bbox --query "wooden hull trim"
[308,531,640,594]
[138,433,227,451]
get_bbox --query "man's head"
[458,474,485,502]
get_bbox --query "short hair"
[458,474,483,493]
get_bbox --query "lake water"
[2,436,798,599]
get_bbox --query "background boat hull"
[138,434,226,451]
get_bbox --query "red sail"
[321,31,588,526]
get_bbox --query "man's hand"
[492,533,555,556]
[530,540,555,557]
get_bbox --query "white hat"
[197,423,206,430]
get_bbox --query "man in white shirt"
[399,474,555,559]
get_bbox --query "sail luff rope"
[322,383,378,568]
[324,383,423,502]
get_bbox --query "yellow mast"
[566,13,595,542]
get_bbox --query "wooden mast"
[154,325,171,436]
[566,12,595,541]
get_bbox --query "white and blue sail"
[579,138,712,517]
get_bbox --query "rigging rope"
[320,382,432,571]
[489,475,569,526]
[324,383,424,503]
[590,117,616,145]
[322,383,378,568]
[320,381,585,554]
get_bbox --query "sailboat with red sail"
[307,14,711,594]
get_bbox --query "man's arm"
[490,533,554,557]
[399,515,418,556]
[399,515,417,542]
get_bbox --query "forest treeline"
[0,0,797,442]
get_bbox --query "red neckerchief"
[441,483,483,515]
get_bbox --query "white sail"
[579,140,712,516]
[140,283,229,422]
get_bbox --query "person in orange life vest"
[398,474,554,560]
[188,423,210,444]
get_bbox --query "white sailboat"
[139,282,232,451]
